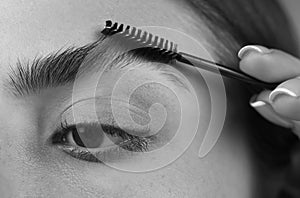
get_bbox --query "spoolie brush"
[101,20,277,90]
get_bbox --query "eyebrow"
[6,36,188,97]
[6,41,99,96]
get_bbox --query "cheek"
[69,164,205,198]
[64,126,254,198]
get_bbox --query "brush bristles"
[101,20,178,57]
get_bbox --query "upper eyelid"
[60,96,151,127]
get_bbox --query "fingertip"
[249,91,294,128]
[238,47,300,82]
[238,45,274,80]
[269,87,297,103]
[238,45,271,60]
[249,94,267,108]
[272,95,300,121]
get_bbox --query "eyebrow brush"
[101,20,277,90]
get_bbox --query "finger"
[249,90,293,128]
[269,77,300,121]
[238,45,300,82]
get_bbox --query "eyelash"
[51,120,155,163]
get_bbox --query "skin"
[1,0,298,197]
[237,45,300,197]
[237,2,300,195]
[240,47,300,149]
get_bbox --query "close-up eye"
[51,121,155,163]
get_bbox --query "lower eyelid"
[59,144,140,163]
[59,145,103,163]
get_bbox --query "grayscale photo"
[0,0,300,197]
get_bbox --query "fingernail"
[249,95,293,128]
[250,99,267,108]
[269,88,298,103]
[238,45,271,59]
[250,95,267,108]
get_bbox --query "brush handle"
[177,52,277,90]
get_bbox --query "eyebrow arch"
[6,36,189,97]
[6,41,99,97]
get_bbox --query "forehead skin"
[0,0,256,197]
[0,0,208,68]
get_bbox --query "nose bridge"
[0,133,44,197]
[0,108,16,197]
[0,172,14,198]
[0,133,23,197]
[0,113,40,197]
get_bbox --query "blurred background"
[281,0,300,51]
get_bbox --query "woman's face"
[0,0,257,197]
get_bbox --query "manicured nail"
[250,100,266,108]
[249,95,266,108]
[238,45,271,59]
[269,88,297,103]
[249,95,293,128]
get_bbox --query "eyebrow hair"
[6,42,99,96]
[6,35,188,97]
